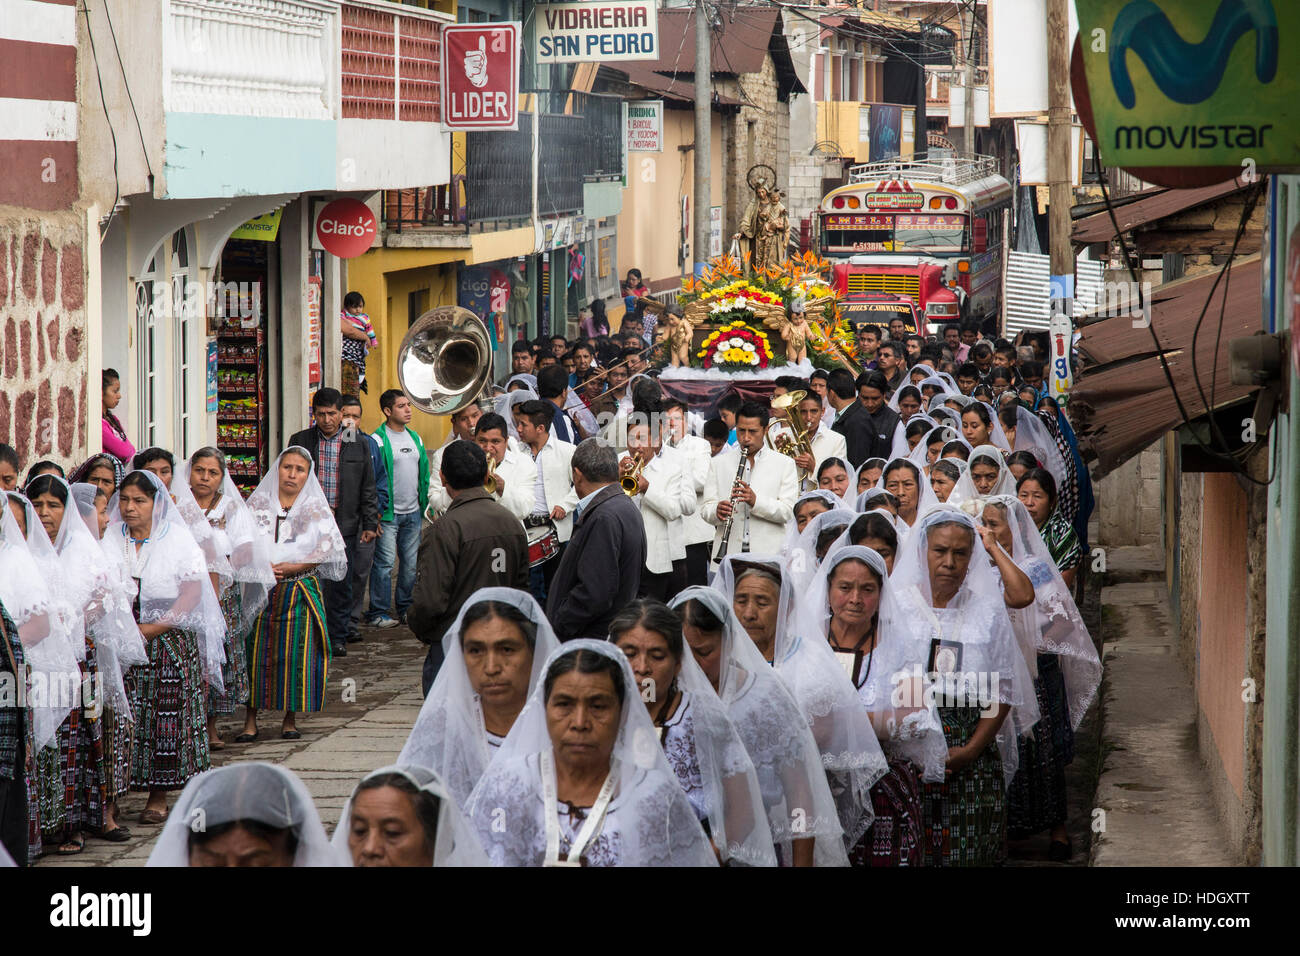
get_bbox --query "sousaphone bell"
[396,305,494,416]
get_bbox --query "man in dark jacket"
[546,439,646,641]
[828,368,872,469]
[288,388,380,656]
[857,370,902,463]
[408,439,529,694]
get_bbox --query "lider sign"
[1075,0,1298,168]
[536,1,659,64]
[441,23,521,131]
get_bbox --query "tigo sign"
[1076,0,1298,168]
[313,198,375,259]
[441,23,520,131]
[537,1,659,63]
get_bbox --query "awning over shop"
[1069,256,1261,477]
[1071,179,1247,245]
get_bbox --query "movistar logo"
[1110,0,1277,109]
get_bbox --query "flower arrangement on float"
[697,322,774,371]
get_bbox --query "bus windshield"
[822,213,966,255]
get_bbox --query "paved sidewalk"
[1089,546,1237,866]
[35,625,427,867]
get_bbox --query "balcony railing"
[384,90,624,231]
[164,0,446,122]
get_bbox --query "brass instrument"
[620,453,645,496]
[484,456,498,495]
[764,389,814,483]
[397,305,494,416]
[713,452,751,563]
[398,305,494,524]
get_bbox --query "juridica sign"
[1075,0,1299,168]
[536,1,659,64]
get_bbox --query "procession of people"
[0,283,1101,869]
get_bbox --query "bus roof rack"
[848,153,1001,188]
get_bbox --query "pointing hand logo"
[464,36,489,88]
[1109,0,1277,109]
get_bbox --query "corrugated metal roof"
[617,66,743,107]
[1071,179,1247,245]
[1003,251,1105,338]
[653,8,781,76]
[1068,256,1261,477]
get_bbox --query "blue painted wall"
[164,113,335,200]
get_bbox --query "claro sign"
[312,198,376,259]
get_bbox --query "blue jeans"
[368,511,421,619]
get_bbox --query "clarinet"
[713,452,750,563]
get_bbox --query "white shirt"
[669,433,715,546]
[703,444,799,558]
[520,433,579,542]
[634,445,695,574]
[808,423,848,491]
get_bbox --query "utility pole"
[1046,0,1074,397]
[693,0,711,274]
[961,2,975,155]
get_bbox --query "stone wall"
[717,56,786,244]
[0,212,90,473]
[1096,440,1164,548]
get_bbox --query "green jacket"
[374,424,429,521]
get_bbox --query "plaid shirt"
[317,428,343,510]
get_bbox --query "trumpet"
[620,453,645,496]
[484,456,498,495]
[765,389,814,482]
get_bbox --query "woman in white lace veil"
[854,458,888,498]
[783,489,844,554]
[787,508,857,595]
[28,475,143,849]
[929,458,965,504]
[105,470,228,824]
[1000,404,1069,499]
[909,425,961,474]
[0,494,78,752]
[670,587,848,866]
[609,599,776,866]
[496,383,539,444]
[148,762,343,866]
[713,554,888,851]
[978,495,1101,856]
[333,764,488,867]
[960,401,1010,451]
[875,457,939,533]
[792,546,948,865]
[175,449,276,748]
[890,414,937,461]
[949,445,1017,505]
[70,480,147,839]
[242,447,346,742]
[465,640,717,866]
[814,456,854,505]
[398,588,560,807]
[887,505,1040,865]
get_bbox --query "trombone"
[765,389,815,483]
[620,453,645,496]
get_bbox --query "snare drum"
[526,525,561,568]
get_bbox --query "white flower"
[742,342,756,352]
[710,301,728,314]
[749,353,759,365]
[735,296,748,309]
[729,337,745,349]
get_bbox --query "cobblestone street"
[35,626,425,868]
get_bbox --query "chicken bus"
[818,154,1013,333]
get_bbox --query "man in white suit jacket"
[623,417,695,602]
[796,390,848,491]
[666,399,714,587]
[703,401,799,560]
[472,411,535,522]
[513,399,579,604]
[425,402,482,518]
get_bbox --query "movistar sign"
[1077,0,1297,168]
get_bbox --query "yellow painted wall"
[618,108,725,289]
[817,101,916,162]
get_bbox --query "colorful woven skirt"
[246,575,330,713]
[208,585,251,716]
[127,627,211,791]
[1008,653,1074,837]
[850,756,925,867]
[37,649,107,841]
[101,707,133,801]
[922,707,1006,866]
